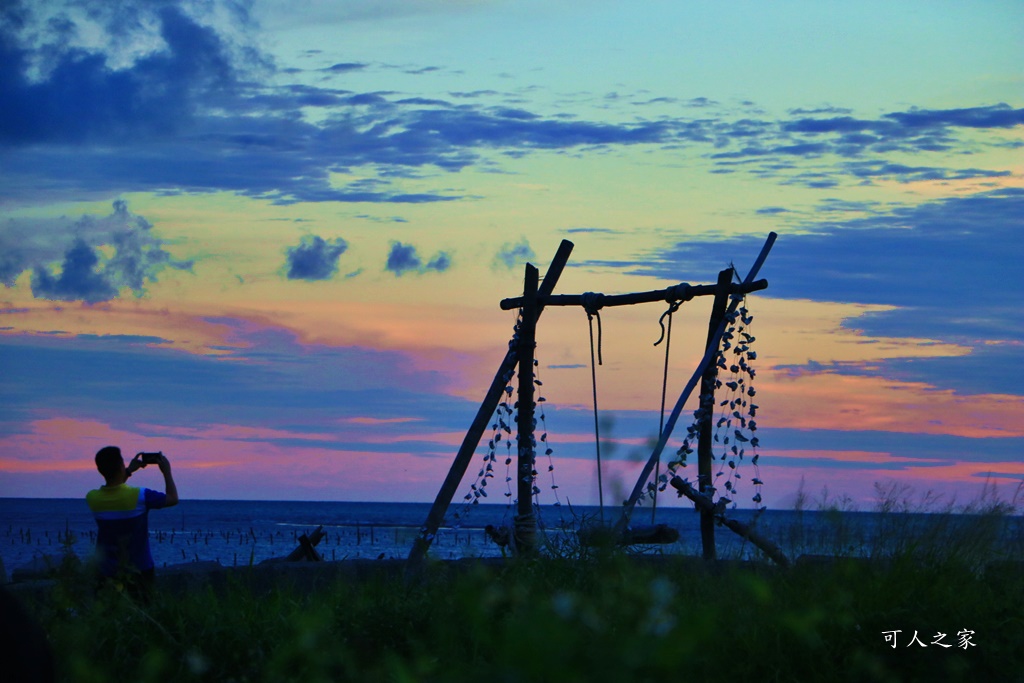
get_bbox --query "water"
[2,498,1022,575]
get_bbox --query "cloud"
[0,328,479,444]
[640,188,1023,339]
[781,104,1024,138]
[839,160,1011,184]
[494,238,535,269]
[385,242,421,276]
[385,241,451,276]
[759,428,1024,465]
[0,1,249,147]
[1,2,1020,206]
[622,188,1024,397]
[565,227,620,234]
[31,239,118,303]
[787,106,855,116]
[5,199,193,302]
[285,235,349,281]
[425,251,451,272]
[776,343,1024,397]
[706,104,1023,187]
[322,62,368,74]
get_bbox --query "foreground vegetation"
[10,483,1024,682]
[9,546,1020,682]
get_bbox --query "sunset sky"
[1,0,1022,514]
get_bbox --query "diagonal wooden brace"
[671,476,789,567]
[407,240,575,566]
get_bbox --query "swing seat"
[578,523,679,547]
[621,524,680,545]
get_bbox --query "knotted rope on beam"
[580,291,605,366]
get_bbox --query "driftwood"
[670,477,790,567]
[264,526,325,563]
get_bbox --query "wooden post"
[515,264,540,554]
[697,268,733,560]
[407,240,574,566]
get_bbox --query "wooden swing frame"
[407,233,787,567]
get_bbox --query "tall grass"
[15,551,1021,682]
[762,477,1024,570]
[12,481,1024,682]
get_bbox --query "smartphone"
[139,452,163,465]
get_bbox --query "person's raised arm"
[125,453,143,480]
[158,454,179,507]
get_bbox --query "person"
[86,446,178,595]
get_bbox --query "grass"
[10,482,1024,683]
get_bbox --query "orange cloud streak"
[761,372,1024,438]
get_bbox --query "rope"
[649,288,689,520]
[652,303,676,523]
[582,293,606,522]
[653,283,690,346]
[581,292,604,365]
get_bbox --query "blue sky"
[1,0,1022,512]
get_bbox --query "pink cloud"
[0,416,468,501]
[340,417,423,426]
[138,423,340,443]
[760,372,1024,438]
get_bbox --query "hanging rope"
[581,292,604,365]
[650,299,681,523]
[653,283,692,346]
[652,285,692,518]
[582,292,606,522]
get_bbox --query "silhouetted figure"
[86,446,179,598]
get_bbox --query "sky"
[1,0,1022,516]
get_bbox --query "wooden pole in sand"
[515,264,540,555]
[696,268,734,560]
[407,240,574,566]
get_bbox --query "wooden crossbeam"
[500,278,768,311]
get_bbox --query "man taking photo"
[86,446,179,596]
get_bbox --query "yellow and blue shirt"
[85,484,167,576]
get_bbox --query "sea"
[2,498,1022,576]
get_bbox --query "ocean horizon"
[3,497,1022,576]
